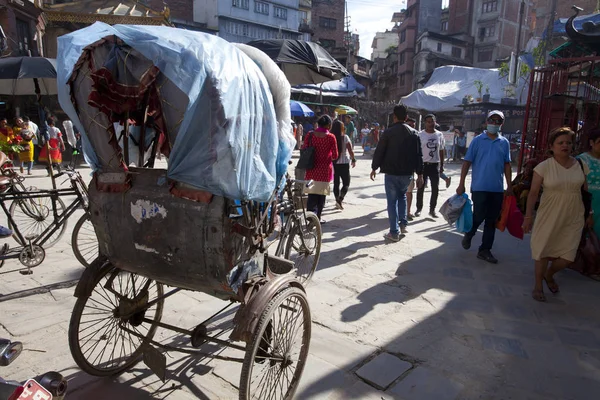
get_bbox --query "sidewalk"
[0,152,599,399]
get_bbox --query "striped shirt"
[336,135,351,164]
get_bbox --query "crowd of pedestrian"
[299,103,598,304]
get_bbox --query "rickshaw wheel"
[239,286,311,400]
[68,264,164,376]
[284,211,321,285]
[71,213,99,268]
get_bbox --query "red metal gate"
[519,56,600,170]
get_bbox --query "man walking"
[371,105,423,242]
[344,115,356,147]
[416,114,445,218]
[456,110,512,264]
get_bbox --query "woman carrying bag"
[300,115,338,223]
[523,127,591,302]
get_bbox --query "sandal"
[532,289,546,302]
[544,276,560,294]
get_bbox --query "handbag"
[570,229,600,278]
[496,195,511,232]
[297,132,315,170]
[456,194,473,233]
[576,158,593,218]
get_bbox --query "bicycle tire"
[239,286,311,400]
[71,213,99,268]
[284,211,321,285]
[8,196,67,248]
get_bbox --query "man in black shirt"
[371,105,424,241]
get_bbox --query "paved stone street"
[1,149,599,399]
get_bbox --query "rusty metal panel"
[88,168,251,299]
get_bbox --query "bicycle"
[0,155,96,270]
[269,176,322,284]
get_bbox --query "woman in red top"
[302,115,338,223]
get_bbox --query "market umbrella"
[0,56,57,95]
[247,39,349,85]
[335,105,358,115]
[290,100,314,117]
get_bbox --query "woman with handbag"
[301,115,338,223]
[523,127,590,302]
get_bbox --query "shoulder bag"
[297,131,315,170]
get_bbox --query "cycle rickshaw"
[58,23,321,399]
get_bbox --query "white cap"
[487,110,505,120]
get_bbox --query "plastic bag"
[439,194,467,226]
[456,194,473,233]
[506,197,524,239]
[496,195,511,232]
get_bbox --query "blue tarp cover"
[294,74,366,93]
[57,22,293,202]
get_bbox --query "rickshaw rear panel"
[89,167,251,298]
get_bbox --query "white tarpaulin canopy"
[401,66,529,112]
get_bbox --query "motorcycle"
[0,339,67,400]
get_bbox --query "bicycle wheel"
[284,212,321,284]
[72,214,98,268]
[8,195,67,248]
[69,264,164,376]
[239,286,311,400]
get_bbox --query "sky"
[348,0,449,59]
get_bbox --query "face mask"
[487,124,500,134]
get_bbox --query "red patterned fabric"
[302,127,338,182]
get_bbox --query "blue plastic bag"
[456,193,473,233]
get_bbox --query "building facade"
[0,0,45,57]
[298,0,312,41]
[413,30,471,88]
[311,0,345,58]
[217,0,301,43]
[370,30,399,60]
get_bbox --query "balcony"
[299,19,314,34]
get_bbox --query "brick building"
[530,0,598,37]
[0,0,45,57]
[395,0,443,98]
[311,0,345,59]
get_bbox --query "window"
[224,20,249,36]
[399,52,405,65]
[319,39,336,48]
[452,46,462,58]
[441,21,448,31]
[437,43,442,52]
[400,30,406,43]
[417,42,422,52]
[232,0,249,9]
[300,10,308,21]
[479,25,496,40]
[482,0,498,13]
[319,17,336,29]
[16,19,30,56]
[274,6,287,19]
[399,73,406,86]
[478,48,493,62]
[255,1,269,15]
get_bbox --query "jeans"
[467,191,504,251]
[384,174,412,234]
[307,194,326,219]
[417,163,440,212]
[333,163,351,202]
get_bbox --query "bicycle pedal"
[19,269,33,275]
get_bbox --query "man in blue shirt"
[456,110,513,264]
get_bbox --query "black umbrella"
[0,56,57,95]
[247,39,349,85]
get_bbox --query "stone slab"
[388,367,464,400]
[355,352,412,390]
